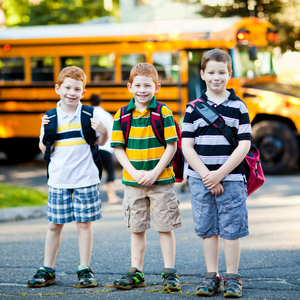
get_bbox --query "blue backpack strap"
[43,108,57,163]
[120,105,132,148]
[81,105,103,180]
[150,101,165,146]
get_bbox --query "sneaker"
[27,267,56,288]
[77,267,97,288]
[223,273,242,298]
[196,272,222,297]
[161,268,181,291]
[113,267,146,290]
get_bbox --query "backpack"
[188,98,265,196]
[42,104,103,180]
[120,101,184,182]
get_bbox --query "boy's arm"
[114,147,146,183]
[138,141,177,186]
[182,137,224,195]
[202,140,251,189]
[39,115,50,155]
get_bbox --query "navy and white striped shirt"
[182,89,252,182]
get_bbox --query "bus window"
[121,54,146,81]
[31,56,54,82]
[90,54,115,82]
[0,57,25,81]
[152,53,179,83]
[237,47,274,78]
[188,50,206,100]
[60,56,84,69]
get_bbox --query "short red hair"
[57,66,87,88]
[129,63,158,86]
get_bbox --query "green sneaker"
[77,267,97,288]
[27,267,56,288]
[161,268,181,291]
[196,272,222,297]
[113,267,146,290]
[223,273,242,298]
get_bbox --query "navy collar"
[200,89,239,102]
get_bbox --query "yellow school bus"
[0,17,299,174]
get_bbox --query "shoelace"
[163,273,177,280]
[34,269,49,279]
[78,269,92,278]
[224,279,240,289]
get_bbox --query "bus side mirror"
[249,46,257,61]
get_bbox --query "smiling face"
[200,60,232,95]
[201,60,232,94]
[127,75,160,111]
[55,77,86,113]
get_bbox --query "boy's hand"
[132,170,146,183]
[42,115,50,127]
[90,118,106,134]
[210,183,224,195]
[138,170,159,186]
[202,170,225,190]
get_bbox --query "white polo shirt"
[40,101,102,189]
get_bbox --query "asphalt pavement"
[0,161,300,299]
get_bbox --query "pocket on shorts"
[230,181,246,199]
[166,198,181,226]
[224,195,248,235]
[123,201,130,228]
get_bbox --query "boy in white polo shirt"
[27,66,108,288]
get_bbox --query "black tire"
[252,121,299,174]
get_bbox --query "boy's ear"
[229,70,233,79]
[81,90,86,98]
[54,84,60,95]
[200,70,205,81]
[155,83,161,93]
[127,83,132,92]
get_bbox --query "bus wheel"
[252,121,299,175]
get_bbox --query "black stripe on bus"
[0,83,187,88]
[0,99,181,103]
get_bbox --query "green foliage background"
[196,0,300,52]
[2,0,119,27]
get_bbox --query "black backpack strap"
[42,108,57,179]
[81,105,103,180]
[189,99,238,148]
[120,105,132,148]
[150,101,165,147]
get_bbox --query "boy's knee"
[48,222,64,233]
[76,221,92,230]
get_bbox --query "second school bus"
[0,16,299,174]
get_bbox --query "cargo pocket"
[166,198,182,226]
[123,202,130,228]
[225,195,248,235]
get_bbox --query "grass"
[0,182,48,208]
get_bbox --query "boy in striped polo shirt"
[182,49,252,298]
[27,66,108,289]
[111,63,182,291]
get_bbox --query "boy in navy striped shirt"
[182,49,252,298]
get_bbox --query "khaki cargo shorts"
[123,183,182,233]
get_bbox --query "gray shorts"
[188,177,249,240]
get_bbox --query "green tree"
[196,0,299,52]
[2,0,119,27]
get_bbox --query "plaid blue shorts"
[188,176,249,240]
[46,185,102,224]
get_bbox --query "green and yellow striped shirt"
[111,97,178,185]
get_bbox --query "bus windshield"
[232,46,276,78]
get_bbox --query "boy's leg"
[44,222,64,268]
[131,231,146,271]
[73,185,102,288]
[202,235,219,273]
[223,238,240,274]
[77,222,93,266]
[159,231,175,268]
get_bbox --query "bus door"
[187,50,206,102]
